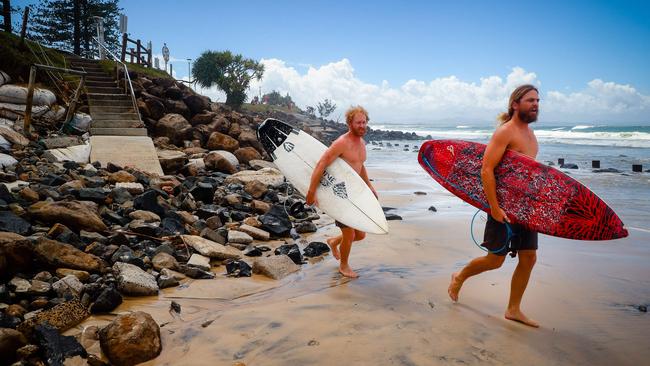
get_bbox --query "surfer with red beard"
[306,106,378,278]
[448,85,541,327]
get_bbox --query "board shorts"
[482,216,538,256]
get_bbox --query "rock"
[236,224,270,241]
[200,227,227,244]
[303,242,330,257]
[90,286,123,313]
[248,159,277,170]
[234,147,262,164]
[0,125,29,147]
[225,168,285,188]
[152,252,178,271]
[55,268,90,282]
[253,255,301,280]
[385,213,402,221]
[206,216,223,229]
[29,200,107,232]
[428,206,437,212]
[0,327,28,365]
[183,94,210,115]
[190,111,216,126]
[204,150,238,174]
[190,181,216,204]
[113,262,159,296]
[9,276,30,294]
[228,230,254,244]
[156,113,191,142]
[242,216,262,227]
[145,98,165,120]
[260,205,292,237]
[414,191,427,195]
[17,298,89,337]
[157,149,188,173]
[108,170,137,183]
[225,259,252,277]
[207,131,239,152]
[129,210,161,222]
[593,168,622,173]
[114,182,144,195]
[181,235,241,260]
[244,180,267,199]
[0,232,32,279]
[42,144,91,163]
[0,211,31,235]
[34,323,87,365]
[275,244,303,265]
[164,86,183,100]
[34,238,103,272]
[52,275,84,298]
[560,163,579,169]
[295,221,317,233]
[251,199,271,214]
[133,190,167,217]
[187,253,211,271]
[157,273,179,289]
[99,311,162,366]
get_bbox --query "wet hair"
[497,84,539,124]
[345,105,369,125]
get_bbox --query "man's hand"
[490,206,510,223]
[306,189,318,206]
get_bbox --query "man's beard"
[350,126,366,136]
[518,109,538,124]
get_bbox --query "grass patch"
[97,59,172,80]
[0,31,67,86]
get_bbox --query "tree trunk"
[73,0,80,54]
[2,0,11,33]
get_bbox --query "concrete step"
[91,128,148,136]
[89,105,136,114]
[71,65,104,72]
[86,80,116,87]
[84,71,112,78]
[88,99,133,107]
[84,76,115,83]
[91,112,140,120]
[87,93,131,101]
[86,86,123,94]
[90,135,163,175]
[92,120,144,128]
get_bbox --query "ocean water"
[365,124,650,231]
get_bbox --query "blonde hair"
[497,84,538,124]
[345,105,369,125]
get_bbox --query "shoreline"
[69,164,650,365]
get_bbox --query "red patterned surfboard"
[418,140,628,240]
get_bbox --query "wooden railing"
[120,33,152,67]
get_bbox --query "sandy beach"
[69,165,650,366]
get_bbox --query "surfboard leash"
[470,208,513,255]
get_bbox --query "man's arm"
[306,140,345,205]
[481,128,510,223]
[359,165,378,198]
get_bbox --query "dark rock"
[157,273,179,289]
[0,184,15,203]
[90,286,123,313]
[83,176,105,188]
[47,223,83,248]
[0,232,33,279]
[593,168,622,173]
[243,246,263,257]
[225,259,252,277]
[295,221,317,233]
[0,312,21,328]
[560,163,579,169]
[385,213,403,221]
[134,190,167,217]
[76,188,107,202]
[129,221,162,237]
[42,173,66,186]
[190,181,215,204]
[170,301,181,314]
[180,265,215,279]
[101,209,129,226]
[260,205,292,237]
[34,323,87,365]
[161,217,185,236]
[183,94,210,115]
[275,244,303,265]
[303,242,330,257]
[106,162,123,173]
[0,210,31,235]
[99,311,162,366]
[428,206,437,212]
[638,305,647,313]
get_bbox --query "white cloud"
[199,58,650,124]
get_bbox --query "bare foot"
[327,237,341,260]
[339,264,358,278]
[505,309,540,328]
[448,272,462,302]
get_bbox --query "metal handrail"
[92,36,141,123]
[23,64,87,136]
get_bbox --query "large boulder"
[99,311,162,366]
[28,200,107,232]
[114,262,159,296]
[253,255,301,280]
[224,168,285,188]
[155,113,191,143]
[0,328,28,365]
[183,94,210,115]
[234,147,262,164]
[157,149,188,174]
[206,131,239,152]
[145,98,165,120]
[204,150,238,174]
[181,235,241,260]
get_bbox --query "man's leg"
[448,253,505,301]
[339,227,358,278]
[505,249,539,327]
[327,230,366,260]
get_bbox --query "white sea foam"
[571,125,595,130]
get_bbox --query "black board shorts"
[482,216,538,256]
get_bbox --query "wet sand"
[71,167,650,365]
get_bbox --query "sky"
[14,0,650,125]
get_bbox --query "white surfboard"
[257,118,388,234]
